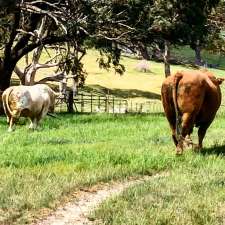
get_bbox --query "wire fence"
[55,91,163,114]
[54,90,225,118]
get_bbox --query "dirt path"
[34,173,167,225]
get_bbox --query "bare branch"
[36,72,64,84]
[14,65,24,78]
[20,3,67,34]
[16,29,37,37]
[44,52,61,64]
[36,62,59,69]
[95,31,132,41]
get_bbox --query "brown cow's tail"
[172,73,183,138]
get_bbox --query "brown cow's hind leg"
[196,123,210,151]
[184,134,193,148]
[176,113,195,155]
[170,125,178,146]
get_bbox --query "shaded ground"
[83,85,161,100]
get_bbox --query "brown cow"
[2,84,58,132]
[161,70,224,154]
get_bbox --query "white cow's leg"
[29,118,38,130]
[8,117,16,132]
[7,116,10,124]
[37,106,49,125]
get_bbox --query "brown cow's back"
[161,70,223,154]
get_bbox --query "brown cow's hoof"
[176,151,183,156]
[192,144,202,152]
[184,141,193,149]
[176,146,183,155]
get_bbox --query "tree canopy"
[0,0,222,93]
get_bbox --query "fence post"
[98,96,101,112]
[112,97,115,113]
[105,95,108,112]
[81,93,84,112]
[126,100,128,113]
[91,93,93,113]
[119,100,121,113]
[67,90,74,113]
[140,103,143,113]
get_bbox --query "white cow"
[2,84,58,131]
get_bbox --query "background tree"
[113,0,221,76]
[0,0,132,92]
[203,0,225,63]
[0,0,222,96]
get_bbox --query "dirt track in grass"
[34,173,168,225]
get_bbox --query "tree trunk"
[0,61,16,114]
[164,40,171,77]
[194,41,202,66]
[0,61,16,91]
[138,43,150,60]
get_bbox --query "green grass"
[1,111,225,224]
[4,47,225,224]
[91,113,225,225]
[0,113,177,224]
[172,46,225,69]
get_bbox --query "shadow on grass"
[83,84,161,100]
[200,144,225,156]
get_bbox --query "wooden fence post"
[67,90,74,113]
[91,93,93,113]
[98,96,101,112]
[81,93,84,112]
[119,100,121,113]
[105,95,108,112]
[112,97,115,113]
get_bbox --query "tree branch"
[14,35,68,62]
[36,72,64,84]
[14,65,24,78]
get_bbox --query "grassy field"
[0,112,225,224]
[90,113,225,225]
[15,47,225,104]
[3,47,225,224]
[0,113,174,224]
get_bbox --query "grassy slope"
[92,114,225,225]
[16,47,225,103]
[3,47,225,224]
[1,112,225,224]
[0,113,175,224]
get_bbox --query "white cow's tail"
[5,88,15,117]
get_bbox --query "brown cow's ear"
[217,78,224,85]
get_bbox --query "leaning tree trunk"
[138,43,151,60]
[163,40,171,77]
[0,59,17,91]
[0,59,17,113]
